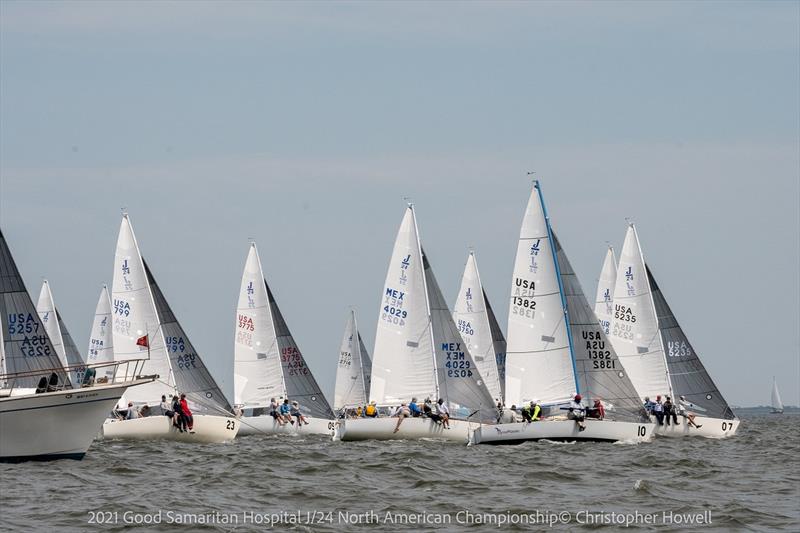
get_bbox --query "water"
[1,414,798,532]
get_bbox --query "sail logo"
[113,299,130,317]
[401,254,411,270]
[121,259,130,275]
[603,288,611,303]
[625,267,635,296]
[529,239,541,273]
[246,281,254,295]
[465,288,474,312]
[41,311,50,324]
[100,317,108,327]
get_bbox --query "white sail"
[334,310,372,411]
[233,243,286,408]
[610,224,672,401]
[86,285,114,379]
[771,378,783,413]
[594,246,617,336]
[452,251,503,403]
[36,280,85,384]
[111,214,174,404]
[505,183,574,406]
[370,206,437,405]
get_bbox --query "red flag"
[136,335,149,348]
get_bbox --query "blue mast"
[533,180,580,396]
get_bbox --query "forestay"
[37,280,85,384]
[610,225,672,401]
[111,214,174,404]
[554,233,648,422]
[370,206,437,406]
[333,310,372,411]
[505,183,574,406]
[452,251,504,403]
[0,229,68,387]
[234,243,285,408]
[86,285,115,379]
[594,247,617,336]
[647,264,734,420]
[425,250,497,421]
[267,282,334,420]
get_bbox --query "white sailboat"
[101,214,239,443]
[333,310,372,414]
[86,285,115,381]
[452,251,505,404]
[0,229,153,461]
[610,224,739,438]
[594,246,617,337]
[771,378,783,414]
[336,205,498,442]
[233,242,335,437]
[472,182,654,445]
[36,280,86,386]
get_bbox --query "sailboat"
[452,251,506,404]
[335,205,498,442]
[86,285,115,381]
[472,182,654,445]
[771,378,783,414]
[333,310,372,414]
[233,242,335,436]
[610,223,739,437]
[36,280,86,386]
[101,214,239,442]
[594,246,617,337]
[0,228,153,461]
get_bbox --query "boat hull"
[653,415,739,438]
[334,417,478,442]
[236,415,335,437]
[0,382,133,462]
[101,413,239,443]
[471,419,654,445]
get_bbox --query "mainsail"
[771,378,783,413]
[0,229,68,387]
[647,264,734,420]
[505,183,574,406]
[425,249,497,421]
[36,280,85,384]
[233,243,285,408]
[86,285,114,379]
[333,310,372,411]
[594,246,617,336]
[111,214,174,404]
[267,282,334,420]
[452,251,504,403]
[145,261,232,414]
[555,233,648,421]
[610,225,672,401]
[370,206,437,405]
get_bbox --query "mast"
[535,180,580,395]
[410,205,439,400]
[353,310,368,403]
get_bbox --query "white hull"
[653,415,739,438]
[0,381,135,461]
[471,419,654,445]
[237,415,335,437]
[334,417,479,442]
[101,413,239,443]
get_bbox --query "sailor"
[499,405,517,424]
[392,403,411,433]
[290,401,309,426]
[125,402,140,420]
[652,396,665,426]
[408,397,422,417]
[172,395,186,431]
[643,396,655,414]
[663,396,678,426]
[269,398,286,426]
[521,400,541,422]
[423,398,435,419]
[280,399,293,424]
[677,395,703,429]
[567,394,586,431]
[435,398,450,429]
[365,401,378,418]
[160,395,174,418]
[355,405,363,418]
[180,394,195,433]
[587,399,605,420]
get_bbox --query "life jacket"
[532,404,541,420]
[365,404,377,416]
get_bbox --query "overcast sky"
[1,1,797,408]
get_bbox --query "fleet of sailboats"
[1,179,757,461]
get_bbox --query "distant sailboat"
[452,251,506,404]
[86,285,115,380]
[101,214,238,442]
[336,205,500,442]
[233,242,335,436]
[0,228,152,461]
[594,246,617,336]
[472,181,653,445]
[771,378,783,414]
[609,223,739,438]
[333,310,372,413]
[36,280,86,386]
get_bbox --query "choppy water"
[1,413,798,532]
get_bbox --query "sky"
[1,1,798,408]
